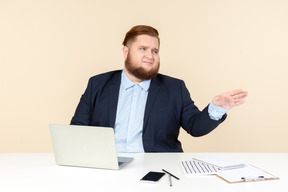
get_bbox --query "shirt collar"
[121,70,151,92]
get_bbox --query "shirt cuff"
[208,102,228,121]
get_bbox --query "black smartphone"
[140,171,165,183]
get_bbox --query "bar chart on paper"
[181,159,220,175]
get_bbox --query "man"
[71,25,248,153]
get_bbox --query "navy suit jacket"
[70,70,226,152]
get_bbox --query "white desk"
[0,153,286,192]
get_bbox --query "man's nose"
[145,50,153,59]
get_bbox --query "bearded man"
[70,25,248,152]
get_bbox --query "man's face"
[124,34,160,81]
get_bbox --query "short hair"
[122,25,160,47]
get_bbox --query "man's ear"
[123,46,129,60]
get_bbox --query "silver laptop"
[49,124,133,170]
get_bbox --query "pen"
[162,169,180,180]
[169,174,172,187]
[220,164,245,171]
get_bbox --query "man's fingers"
[228,89,248,98]
[234,92,248,99]
[233,100,245,106]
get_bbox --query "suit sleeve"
[180,81,227,137]
[70,78,93,125]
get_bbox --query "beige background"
[1,0,287,153]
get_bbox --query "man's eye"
[153,50,158,54]
[140,47,146,51]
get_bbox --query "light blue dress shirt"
[208,101,228,120]
[114,70,228,153]
[114,71,150,153]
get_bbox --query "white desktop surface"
[0,153,286,192]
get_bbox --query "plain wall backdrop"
[1,0,287,153]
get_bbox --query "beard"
[125,53,160,81]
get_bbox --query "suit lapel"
[143,77,160,132]
[108,72,121,127]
